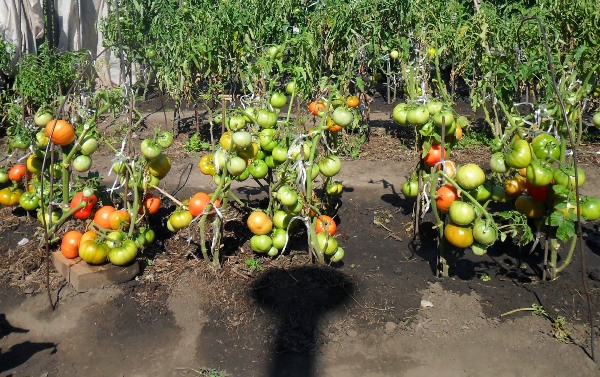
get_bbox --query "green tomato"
[34,112,53,127]
[37,209,62,226]
[232,131,252,148]
[157,131,174,148]
[580,196,600,221]
[285,81,297,95]
[141,139,163,159]
[79,241,109,265]
[73,155,92,172]
[489,152,508,173]
[147,154,171,179]
[426,101,443,116]
[0,170,8,184]
[277,186,298,207]
[407,106,430,126]
[455,163,485,190]
[249,159,269,179]
[108,240,138,266]
[35,131,49,149]
[448,201,476,226]
[432,110,455,128]
[531,134,560,161]
[314,233,338,256]
[318,155,342,177]
[271,228,288,250]
[504,139,532,169]
[228,116,247,131]
[271,145,288,164]
[19,192,40,211]
[526,160,554,187]
[593,112,600,129]
[250,234,272,253]
[273,210,293,229]
[105,231,125,249]
[402,179,419,198]
[472,219,497,246]
[11,135,30,150]
[553,165,585,189]
[256,109,278,129]
[331,107,354,127]
[392,103,408,126]
[270,92,287,109]
[169,210,193,230]
[227,156,247,176]
[80,136,99,155]
[468,183,492,202]
[329,247,345,262]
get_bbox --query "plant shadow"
[251,266,355,377]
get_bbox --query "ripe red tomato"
[423,144,447,168]
[70,192,98,220]
[8,164,30,182]
[315,215,337,236]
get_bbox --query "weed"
[244,256,263,272]
[185,132,211,152]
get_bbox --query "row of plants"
[395,63,600,279]
[0,63,355,270]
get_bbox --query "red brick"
[51,252,139,292]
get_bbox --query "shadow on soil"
[251,266,355,377]
[0,314,56,374]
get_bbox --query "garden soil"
[1,98,600,376]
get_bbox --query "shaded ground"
[1,95,600,376]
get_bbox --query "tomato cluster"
[191,88,353,263]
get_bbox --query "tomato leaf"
[556,219,575,242]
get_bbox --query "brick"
[51,252,139,292]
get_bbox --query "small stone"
[420,300,433,308]
[346,329,358,338]
[17,238,30,246]
[384,321,396,334]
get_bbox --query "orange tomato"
[454,124,463,141]
[247,211,273,235]
[436,184,458,212]
[45,119,76,146]
[109,209,131,230]
[308,100,327,116]
[93,206,116,229]
[61,230,83,259]
[80,230,98,245]
[436,160,456,177]
[326,117,342,133]
[140,194,161,215]
[315,215,337,235]
[188,192,221,217]
[346,96,360,108]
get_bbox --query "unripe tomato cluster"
[191,88,355,262]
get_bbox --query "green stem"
[500,307,537,317]
[555,235,578,274]
[429,170,448,277]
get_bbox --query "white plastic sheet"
[1,0,127,86]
